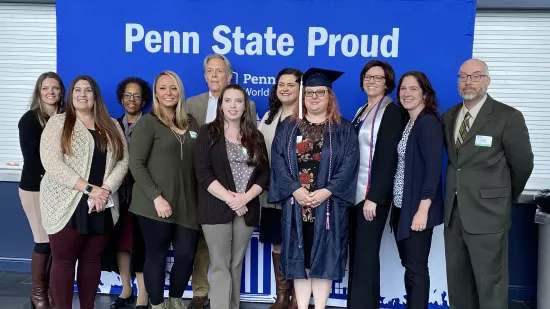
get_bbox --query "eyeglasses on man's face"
[123,93,142,100]
[458,74,487,82]
[305,90,327,97]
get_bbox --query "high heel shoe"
[110,291,135,309]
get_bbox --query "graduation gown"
[268,117,359,280]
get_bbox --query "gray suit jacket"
[185,92,257,127]
[442,94,534,234]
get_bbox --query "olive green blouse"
[129,113,200,230]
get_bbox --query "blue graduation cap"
[297,67,344,119]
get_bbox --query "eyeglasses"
[458,74,487,82]
[123,93,142,100]
[363,75,385,82]
[305,90,327,97]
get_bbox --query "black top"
[352,103,406,206]
[193,124,270,227]
[67,130,112,235]
[18,110,46,191]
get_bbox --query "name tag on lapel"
[296,135,303,143]
[475,135,492,147]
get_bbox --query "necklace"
[170,128,186,160]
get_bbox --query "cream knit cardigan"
[39,114,129,234]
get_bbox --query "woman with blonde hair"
[40,75,128,309]
[129,70,201,309]
[18,71,65,309]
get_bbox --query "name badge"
[475,135,492,147]
[189,131,198,139]
[242,147,248,158]
[296,135,303,143]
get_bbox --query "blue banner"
[58,0,476,307]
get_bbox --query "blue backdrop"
[57,0,477,307]
[57,0,476,120]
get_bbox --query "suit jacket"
[442,94,534,234]
[193,124,270,227]
[396,108,444,241]
[186,92,257,127]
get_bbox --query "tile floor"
[0,271,536,309]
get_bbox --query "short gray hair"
[203,53,233,76]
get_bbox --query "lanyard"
[354,97,384,196]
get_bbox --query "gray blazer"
[185,92,257,127]
[442,94,534,234]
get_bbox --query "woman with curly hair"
[107,77,153,309]
[258,68,302,309]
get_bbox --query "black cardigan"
[358,103,406,206]
[193,124,270,226]
[18,110,46,191]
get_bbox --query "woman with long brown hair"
[18,71,65,309]
[39,75,128,309]
[129,70,201,309]
[392,71,444,309]
[268,68,359,309]
[194,84,270,309]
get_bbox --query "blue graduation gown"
[268,117,359,280]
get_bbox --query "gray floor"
[0,271,537,309]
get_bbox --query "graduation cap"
[297,68,344,119]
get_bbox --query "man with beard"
[442,58,534,309]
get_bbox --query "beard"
[460,87,487,101]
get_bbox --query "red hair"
[291,87,341,124]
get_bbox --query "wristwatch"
[84,184,93,195]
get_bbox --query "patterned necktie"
[455,111,471,151]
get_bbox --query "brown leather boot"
[287,284,298,309]
[30,252,51,309]
[269,252,290,309]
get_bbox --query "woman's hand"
[363,200,377,221]
[153,195,172,218]
[227,191,250,212]
[87,198,106,214]
[292,187,312,206]
[411,209,428,231]
[235,206,248,217]
[308,189,332,208]
[88,185,110,204]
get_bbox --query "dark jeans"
[49,226,111,309]
[138,216,200,306]
[348,201,391,309]
[391,205,433,309]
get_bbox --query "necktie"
[455,111,471,151]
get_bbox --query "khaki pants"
[191,232,211,297]
[202,216,254,309]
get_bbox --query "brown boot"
[269,252,290,309]
[30,252,51,309]
[287,285,298,309]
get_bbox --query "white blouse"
[353,96,393,205]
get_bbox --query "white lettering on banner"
[245,87,271,97]
[125,23,199,54]
[308,27,400,57]
[212,25,295,56]
[125,24,399,57]
[242,74,276,85]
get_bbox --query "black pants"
[138,216,200,306]
[391,206,433,309]
[347,201,391,309]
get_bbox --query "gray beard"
[460,88,487,101]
